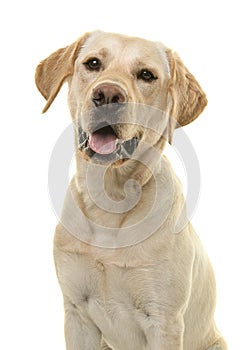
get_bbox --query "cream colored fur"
[35,31,227,350]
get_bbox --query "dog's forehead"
[80,32,169,70]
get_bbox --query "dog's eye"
[84,58,102,71]
[137,69,157,82]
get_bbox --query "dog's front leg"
[146,316,184,350]
[64,300,102,350]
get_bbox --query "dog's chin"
[78,125,140,166]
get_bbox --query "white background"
[1,0,249,349]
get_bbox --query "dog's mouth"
[78,124,140,163]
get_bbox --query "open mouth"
[78,125,140,162]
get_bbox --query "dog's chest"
[60,252,168,350]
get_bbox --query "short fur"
[36,31,227,350]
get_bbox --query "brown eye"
[84,58,102,71]
[137,69,157,82]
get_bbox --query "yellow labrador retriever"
[35,31,227,350]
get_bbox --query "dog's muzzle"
[78,83,140,163]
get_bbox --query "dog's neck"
[73,131,168,204]
[61,139,187,244]
[74,150,160,203]
[70,133,174,238]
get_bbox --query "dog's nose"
[92,84,127,107]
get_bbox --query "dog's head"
[36,31,207,165]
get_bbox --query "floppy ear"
[35,33,90,113]
[166,49,208,142]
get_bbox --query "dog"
[35,31,227,350]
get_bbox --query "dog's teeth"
[77,126,90,151]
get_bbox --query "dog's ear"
[35,33,90,113]
[166,49,208,142]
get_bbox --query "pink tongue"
[89,133,118,154]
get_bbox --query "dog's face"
[36,31,207,165]
[69,32,171,164]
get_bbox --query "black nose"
[92,84,127,107]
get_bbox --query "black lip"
[78,125,140,163]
